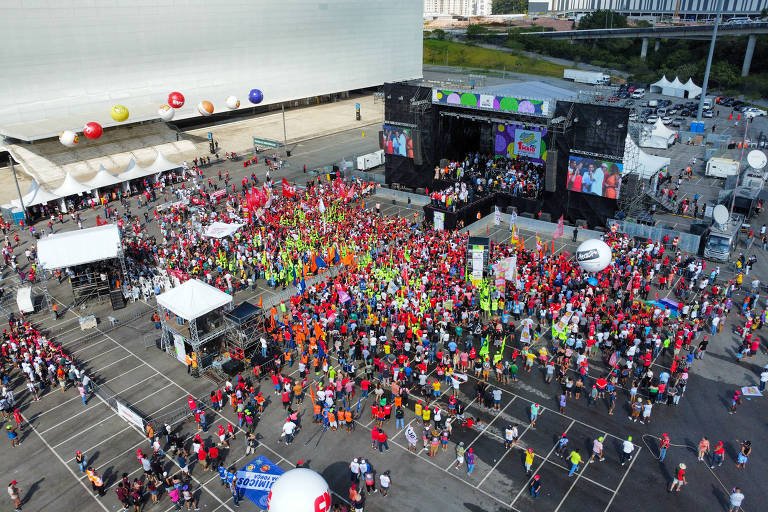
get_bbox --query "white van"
[647,99,658,108]
[631,88,645,99]
[724,17,752,25]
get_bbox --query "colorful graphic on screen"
[566,155,623,199]
[494,124,548,163]
[382,124,414,158]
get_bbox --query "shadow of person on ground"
[22,477,44,506]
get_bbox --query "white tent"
[84,165,122,189]
[624,135,671,179]
[52,172,91,197]
[649,75,672,94]
[37,223,121,270]
[145,152,181,174]
[16,286,33,313]
[684,78,702,99]
[156,279,233,322]
[639,119,677,149]
[117,158,155,182]
[8,180,59,209]
[203,221,244,239]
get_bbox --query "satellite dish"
[713,204,729,226]
[747,150,767,170]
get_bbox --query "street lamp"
[697,0,723,122]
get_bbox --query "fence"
[608,218,701,254]
[373,188,430,206]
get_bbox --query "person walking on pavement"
[379,470,391,496]
[620,436,634,466]
[7,481,21,512]
[529,474,542,498]
[658,433,670,462]
[589,436,605,463]
[75,450,88,472]
[668,463,687,492]
[466,447,476,476]
[697,437,710,462]
[729,487,745,512]
[529,403,542,429]
[230,474,241,507]
[711,440,725,468]
[567,450,582,477]
[524,447,535,475]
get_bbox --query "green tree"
[431,28,447,40]
[709,61,740,90]
[492,0,527,14]
[577,10,628,30]
[466,24,487,38]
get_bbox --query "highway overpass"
[523,22,767,76]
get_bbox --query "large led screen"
[566,155,623,199]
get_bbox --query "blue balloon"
[587,277,598,286]
[248,89,264,104]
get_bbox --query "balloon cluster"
[60,88,265,146]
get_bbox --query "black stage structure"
[383,82,630,228]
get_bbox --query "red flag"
[281,178,296,198]
[553,215,564,239]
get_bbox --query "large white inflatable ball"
[575,238,612,273]
[268,468,331,512]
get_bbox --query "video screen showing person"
[382,124,414,158]
[566,155,623,199]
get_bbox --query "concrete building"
[424,0,493,17]
[530,0,768,18]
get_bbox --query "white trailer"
[705,157,740,178]
[563,69,610,85]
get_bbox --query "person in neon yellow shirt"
[524,447,535,475]
[568,450,582,476]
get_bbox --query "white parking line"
[61,424,134,458]
[79,344,124,364]
[603,444,642,512]
[554,430,607,512]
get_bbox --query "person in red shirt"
[377,428,389,452]
[207,445,219,471]
[668,463,687,492]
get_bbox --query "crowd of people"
[430,153,545,209]
[0,153,762,511]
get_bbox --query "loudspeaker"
[545,149,558,192]
[413,132,423,166]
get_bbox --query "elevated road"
[523,23,765,76]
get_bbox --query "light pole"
[697,0,723,122]
[281,103,288,158]
[730,116,751,216]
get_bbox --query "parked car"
[703,109,714,118]
[631,88,646,98]
[680,109,690,117]
[647,115,659,124]
[745,107,767,118]
[662,116,673,125]
[629,112,638,121]
[671,118,683,127]
[667,108,678,115]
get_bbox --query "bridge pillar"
[654,39,660,52]
[640,37,649,60]
[742,34,757,77]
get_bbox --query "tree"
[466,24,487,38]
[431,28,447,40]
[577,10,628,30]
[492,0,527,14]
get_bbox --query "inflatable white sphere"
[59,130,79,147]
[268,469,331,512]
[225,96,240,109]
[158,104,175,121]
[575,238,612,273]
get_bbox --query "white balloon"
[225,96,240,109]
[575,238,612,273]
[158,104,175,122]
[268,469,331,512]
[59,130,79,147]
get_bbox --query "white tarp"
[145,153,181,174]
[624,135,671,179]
[37,223,121,270]
[16,286,33,313]
[156,279,232,321]
[84,165,122,189]
[203,221,244,239]
[52,172,90,197]
[639,119,677,149]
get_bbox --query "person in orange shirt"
[344,409,354,432]
[313,403,322,423]
[328,409,338,431]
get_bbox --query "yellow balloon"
[110,105,129,122]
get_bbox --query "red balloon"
[83,122,103,140]
[168,91,185,109]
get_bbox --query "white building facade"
[424,0,493,16]
[530,0,768,17]
[0,0,423,141]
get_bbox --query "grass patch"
[423,39,566,78]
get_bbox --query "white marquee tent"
[37,223,121,270]
[10,180,60,209]
[84,165,122,190]
[52,172,91,197]
[145,153,182,174]
[117,159,155,182]
[156,279,233,322]
[624,135,671,179]
[650,75,701,98]
[639,119,677,149]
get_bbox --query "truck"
[563,69,610,85]
[703,213,744,262]
[705,157,740,178]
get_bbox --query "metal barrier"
[608,218,701,254]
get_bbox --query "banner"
[116,401,144,429]
[513,129,542,159]
[173,334,187,364]
[231,456,285,509]
[494,206,501,226]
[434,211,444,231]
[432,89,549,117]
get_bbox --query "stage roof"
[156,279,233,322]
[478,81,578,102]
[37,223,121,270]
